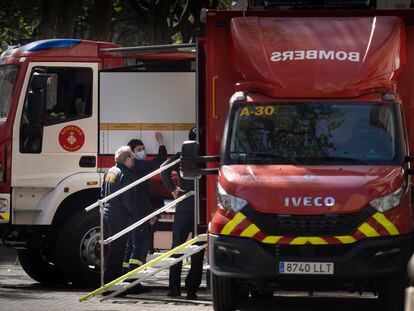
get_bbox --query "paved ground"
[0,245,389,311]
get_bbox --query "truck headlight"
[217,183,247,213]
[370,185,405,213]
[0,199,7,213]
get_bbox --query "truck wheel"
[17,249,66,285]
[211,272,236,311]
[56,210,101,287]
[379,277,406,311]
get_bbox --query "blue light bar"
[24,39,81,52]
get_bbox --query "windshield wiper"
[302,156,367,165]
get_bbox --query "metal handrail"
[85,157,180,212]
[84,157,186,286]
[103,191,194,244]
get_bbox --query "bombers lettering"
[270,50,360,62]
[285,196,335,207]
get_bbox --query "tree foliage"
[0,0,231,49]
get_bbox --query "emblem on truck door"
[59,125,85,152]
[284,197,335,207]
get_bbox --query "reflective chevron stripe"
[358,223,380,237]
[240,224,260,237]
[372,213,399,235]
[217,211,400,245]
[221,213,246,235]
[335,236,356,244]
[262,236,283,244]
[0,213,9,222]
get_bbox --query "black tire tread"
[56,210,100,288]
[17,249,65,285]
[211,272,236,311]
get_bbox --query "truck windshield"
[225,102,403,165]
[0,65,19,123]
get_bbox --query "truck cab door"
[12,63,98,219]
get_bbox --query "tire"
[17,248,66,285]
[379,277,406,311]
[56,210,101,287]
[211,272,236,311]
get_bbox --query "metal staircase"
[80,234,207,302]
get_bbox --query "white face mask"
[135,150,146,160]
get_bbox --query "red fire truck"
[181,9,414,311]
[0,39,196,286]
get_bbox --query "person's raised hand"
[172,187,184,199]
[155,132,164,145]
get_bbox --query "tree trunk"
[38,0,80,39]
[152,0,172,44]
[55,0,81,38]
[37,0,59,39]
[91,0,113,41]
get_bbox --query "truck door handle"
[79,156,96,168]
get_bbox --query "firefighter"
[122,132,167,292]
[161,127,204,300]
[101,146,137,283]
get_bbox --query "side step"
[79,234,207,302]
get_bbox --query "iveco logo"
[284,197,335,207]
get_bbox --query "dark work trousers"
[103,210,129,283]
[123,221,151,273]
[169,210,205,292]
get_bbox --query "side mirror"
[404,156,414,175]
[180,140,220,179]
[181,140,201,179]
[27,72,47,125]
[30,71,48,90]
[405,156,414,163]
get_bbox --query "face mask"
[135,150,146,160]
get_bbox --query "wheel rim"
[79,226,101,271]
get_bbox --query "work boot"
[167,286,181,297]
[186,290,198,300]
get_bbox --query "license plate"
[279,261,334,275]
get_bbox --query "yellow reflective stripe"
[0,213,9,222]
[372,213,399,235]
[262,236,283,244]
[335,236,356,244]
[129,259,143,266]
[240,224,260,237]
[289,237,328,245]
[308,237,328,245]
[290,237,308,245]
[221,213,246,235]
[122,262,129,268]
[358,223,380,237]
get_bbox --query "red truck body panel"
[203,10,414,225]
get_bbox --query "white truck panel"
[99,72,195,154]
[13,172,102,225]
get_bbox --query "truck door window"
[19,67,93,153]
[43,67,92,125]
[0,65,19,124]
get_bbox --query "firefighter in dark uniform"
[122,133,167,285]
[101,146,137,283]
[161,127,204,300]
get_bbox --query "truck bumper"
[209,233,413,281]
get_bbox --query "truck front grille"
[242,205,375,236]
